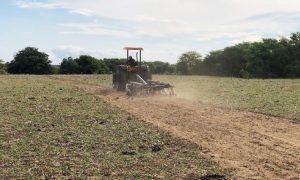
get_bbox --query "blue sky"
[1,0,300,64]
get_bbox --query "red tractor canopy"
[123,47,144,51]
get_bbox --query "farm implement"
[113,47,174,96]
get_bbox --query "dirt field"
[48,75,300,179]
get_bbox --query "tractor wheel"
[112,73,119,90]
[112,72,126,91]
[118,70,128,91]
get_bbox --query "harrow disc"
[126,81,175,96]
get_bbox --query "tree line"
[59,56,177,74]
[1,47,176,75]
[1,32,300,78]
[177,32,300,78]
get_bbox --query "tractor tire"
[117,71,127,91]
[112,73,119,90]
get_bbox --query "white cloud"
[15,0,300,37]
[15,1,96,17]
[230,35,262,45]
[135,15,156,22]
[51,46,88,59]
[51,45,124,63]
[49,45,181,64]
[69,9,94,16]
[14,1,65,9]
[60,23,133,38]
[12,0,300,63]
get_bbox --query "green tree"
[59,56,111,74]
[224,43,253,77]
[7,47,53,74]
[59,57,79,74]
[147,61,174,74]
[167,64,176,74]
[176,51,203,75]
[286,61,300,77]
[176,32,300,78]
[97,60,110,74]
[243,42,266,77]
[286,32,300,77]
[75,55,100,74]
[203,50,223,75]
[244,39,289,78]
[103,58,126,73]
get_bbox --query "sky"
[1,0,300,64]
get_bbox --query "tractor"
[112,47,174,96]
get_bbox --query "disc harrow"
[126,75,175,96]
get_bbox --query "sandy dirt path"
[49,76,300,179]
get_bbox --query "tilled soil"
[51,76,300,179]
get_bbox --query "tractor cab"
[125,47,142,66]
[113,47,151,91]
[121,47,149,74]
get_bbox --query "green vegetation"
[146,61,175,74]
[177,51,203,75]
[60,56,114,74]
[155,75,300,121]
[0,76,225,179]
[7,47,53,74]
[177,32,300,78]
[59,57,176,75]
[57,75,300,121]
